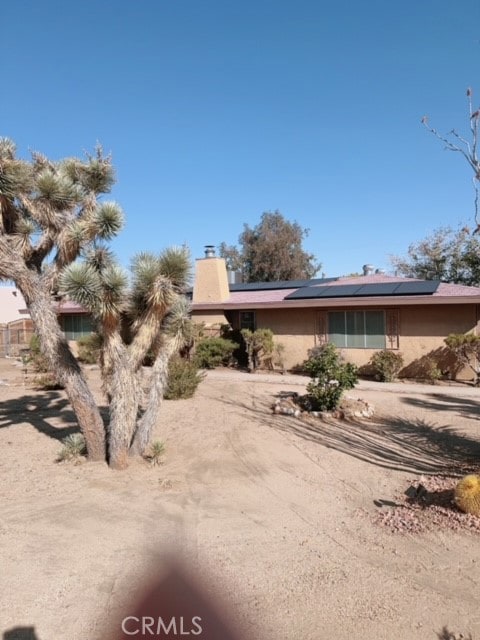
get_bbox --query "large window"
[62,314,93,340]
[328,310,385,349]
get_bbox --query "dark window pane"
[365,310,385,348]
[328,311,346,348]
[240,311,256,331]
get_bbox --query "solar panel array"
[229,277,337,292]
[284,280,441,300]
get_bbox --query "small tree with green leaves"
[0,138,194,468]
[304,343,358,411]
[444,333,480,385]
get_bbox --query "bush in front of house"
[241,328,275,372]
[303,343,358,411]
[77,333,102,364]
[369,349,404,382]
[194,337,237,369]
[165,356,205,399]
[444,333,480,385]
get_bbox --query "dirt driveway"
[1,361,480,639]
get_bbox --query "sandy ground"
[1,360,480,640]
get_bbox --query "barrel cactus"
[454,474,480,516]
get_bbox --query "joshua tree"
[0,138,192,468]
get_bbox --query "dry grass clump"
[56,433,87,463]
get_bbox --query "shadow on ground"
[436,625,473,639]
[3,628,40,640]
[212,390,480,476]
[0,390,108,442]
[402,392,480,421]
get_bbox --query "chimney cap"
[362,264,374,275]
[204,245,216,258]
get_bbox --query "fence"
[0,323,34,357]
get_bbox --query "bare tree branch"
[422,89,480,230]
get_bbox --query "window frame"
[61,314,94,341]
[327,309,386,349]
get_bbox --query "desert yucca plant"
[0,138,193,469]
[145,440,165,466]
[57,433,87,462]
[454,474,480,516]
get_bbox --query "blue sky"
[1,0,479,276]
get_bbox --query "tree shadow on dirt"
[3,628,40,640]
[214,392,480,476]
[436,625,473,639]
[0,391,107,442]
[401,393,480,421]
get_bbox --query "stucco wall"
[253,304,478,379]
[192,310,229,334]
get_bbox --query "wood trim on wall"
[385,308,400,350]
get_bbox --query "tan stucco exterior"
[192,257,230,304]
[251,304,479,378]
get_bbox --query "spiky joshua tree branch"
[0,138,193,468]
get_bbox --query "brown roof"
[193,275,480,310]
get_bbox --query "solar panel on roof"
[317,284,364,297]
[229,277,337,292]
[284,280,441,300]
[284,286,330,299]
[393,281,440,295]
[354,283,400,296]
[285,284,364,299]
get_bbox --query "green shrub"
[194,337,236,369]
[422,356,442,383]
[369,349,404,382]
[76,333,102,364]
[445,333,480,385]
[165,356,205,399]
[304,343,358,411]
[220,325,248,367]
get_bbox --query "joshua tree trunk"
[108,356,141,469]
[130,336,180,456]
[19,274,106,461]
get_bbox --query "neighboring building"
[191,248,480,379]
[0,287,33,356]
[55,301,94,340]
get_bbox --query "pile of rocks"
[271,391,374,420]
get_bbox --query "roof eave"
[192,295,480,311]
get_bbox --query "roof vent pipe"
[362,264,374,275]
[204,245,216,258]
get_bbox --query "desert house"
[191,247,480,379]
